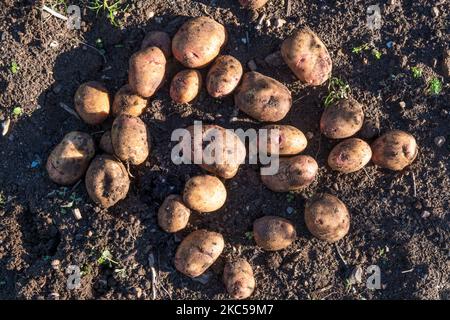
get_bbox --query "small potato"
[304,193,350,243]
[253,216,296,251]
[371,130,418,171]
[175,229,224,277]
[261,155,318,192]
[74,81,110,125]
[172,16,227,68]
[183,175,227,213]
[128,46,166,98]
[239,0,269,9]
[158,195,191,233]
[170,70,202,104]
[223,259,255,299]
[46,131,95,185]
[141,31,172,58]
[260,124,307,155]
[85,155,130,208]
[206,55,243,98]
[99,130,114,154]
[281,27,332,86]
[320,98,364,139]
[235,72,292,122]
[112,85,147,117]
[328,138,372,173]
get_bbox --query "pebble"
[399,101,406,109]
[306,131,314,140]
[2,118,10,136]
[72,208,82,220]
[247,59,257,71]
[348,265,363,284]
[434,136,445,147]
[422,210,431,219]
[52,84,62,94]
[431,7,439,18]
[51,259,60,269]
[286,207,294,215]
[333,183,339,191]
[146,10,155,19]
[274,18,286,28]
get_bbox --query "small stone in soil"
[286,207,294,214]
[431,7,439,18]
[421,210,431,218]
[399,101,406,109]
[359,119,380,139]
[348,265,363,285]
[434,136,445,147]
[51,259,60,269]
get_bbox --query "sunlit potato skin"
[112,84,147,117]
[223,258,255,299]
[320,98,364,139]
[261,124,307,156]
[183,175,227,213]
[328,138,372,173]
[206,55,243,98]
[253,216,296,251]
[74,81,110,125]
[158,194,191,233]
[170,69,202,104]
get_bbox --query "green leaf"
[13,107,22,116]
[10,61,19,74]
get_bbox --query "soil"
[0,0,449,300]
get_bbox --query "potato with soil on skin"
[260,124,307,155]
[234,72,292,122]
[261,155,318,192]
[304,193,350,243]
[158,195,191,233]
[99,130,114,154]
[371,130,418,171]
[238,0,270,9]
[170,69,202,104]
[74,81,110,125]
[320,98,364,139]
[111,114,150,165]
[112,85,147,117]
[172,16,227,68]
[141,31,172,58]
[206,55,243,98]
[85,154,130,208]
[281,27,332,86]
[223,258,255,300]
[175,229,224,277]
[128,46,166,98]
[253,216,296,251]
[183,175,227,213]
[46,131,95,185]
[328,138,372,173]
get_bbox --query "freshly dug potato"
[239,0,269,10]
[235,72,292,122]
[141,31,172,58]
[175,229,224,277]
[281,27,332,86]
[112,85,147,117]
[261,155,318,192]
[74,81,110,125]
[206,55,243,98]
[260,124,307,155]
[85,154,130,208]
[320,98,364,139]
[158,195,191,233]
[128,46,166,98]
[304,193,350,243]
[111,114,150,165]
[223,259,255,299]
[328,138,372,173]
[183,175,227,213]
[170,70,202,104]
[172,16,227,68]
[46,131,95,185]
[371,130,418,171]
[99,130,114,154]
[253,216,296,251]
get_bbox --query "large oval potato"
[223,258,255,300]
[74,81,110,125]
[320,98,364,139]
[46,131,95,185]
[183,175,227,213]
[261,155,318,192]
[328,138,372,173]
[371,130,418,171]
[175,229,224,277]
[99,130,114,154]
[170,69,202,104]
[85,154,130,208]
[239,0,269,9]
[253,216,296,251]
[304,193,350,243]
[141,31,172,58]
[112,85,147,117]
[111,114,150,165]
[206,55,243,98]
[158,195,191,233]
[260,124,307,155]
[128,46,166,98]
[281,27,332,86]
[172,16,227,68]
[235,72,292,122]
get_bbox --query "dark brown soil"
[0,0,449,300]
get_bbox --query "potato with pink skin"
[320,98,364,139]
[74,81,110,125]
[170,70,202,104]
[253,216,296,251]
[183,175,227,213]
[261,124,307,156]
[223,258,255,300]
[112,85,147,117]
[239,0,270,9]
[158,195,191,233]
[328,138,372,173]
[206,55,243,98]
[141,31,172,58]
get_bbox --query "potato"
[99,130,114,154]
[141,31,172,58]
[46,131,95,185]
[371,130,418,171]
[111,114,150,165]
[234,72,292,122]
[85,154,130,208]
[261,155,318,192]
[174,229,224,277]
[328,138,372,173]
[206,55,243,98]
[158,195,191,233]
[253,216,296,251]
[239,0,269,9]
[223,258,255,299]
[304,193,350,243]
[128,46,166,98]
[74,81,110,125]
[112,85,147,117]
[170,70,202,104]
[281,27,332,86]
[320,98,364,139]
[183,175,227,213]
[260,124,307,155]
[172,16,227,68]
